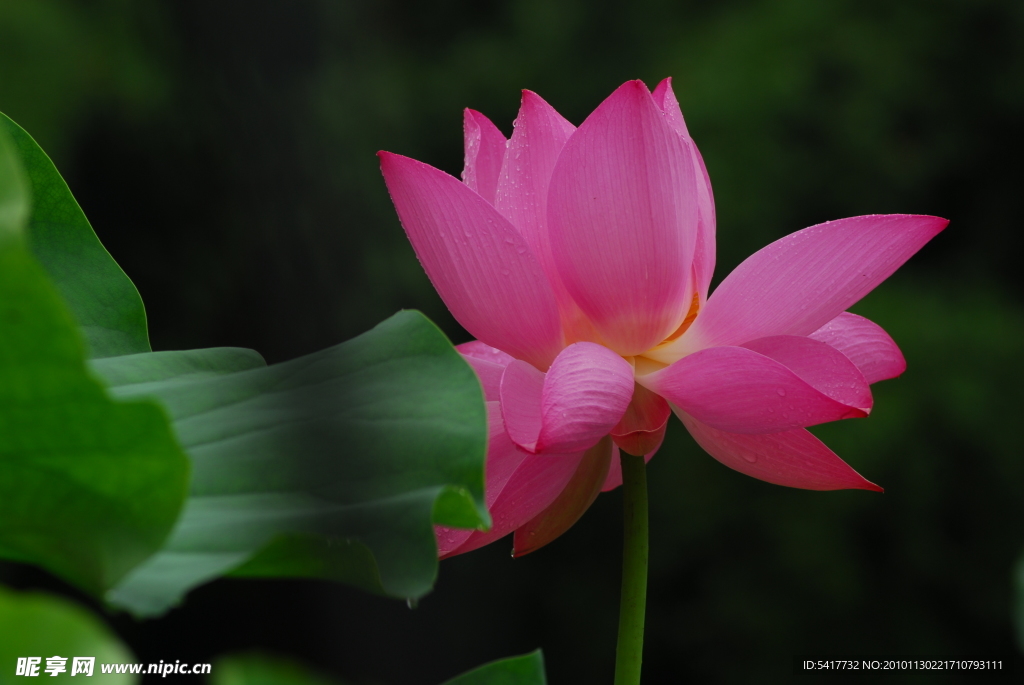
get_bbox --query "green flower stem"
[614,451,649,685]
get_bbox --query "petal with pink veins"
[513,436,613,557]
[651,78,716,301]
[611,382,671,456]
[493,91,599,344]
[650,77,690,137]
[494,90,575,261]
[648,214,948,363]
[640,345,869,435]
[379,152,563,369]
[498,359,545,451]
[677,410,883,491]
[441,446,587,558]
[461,109,506,205]
[500,342,635,453]
[809,312,906,384]
[740,335,872,412]
[548,80,699,355]
[458,341,514,401]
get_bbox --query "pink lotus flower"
[379,79,946,559]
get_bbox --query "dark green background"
[2,0,1022,682]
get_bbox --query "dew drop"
[776,388,787,397]
[505,236,515,244]
[740,449,758,464]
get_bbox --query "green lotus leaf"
[1,113,489,617]
[0,125,188,594]
[1,111,149,358]
[99,311,488,616]
[440,650,547,685]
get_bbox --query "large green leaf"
[1,113,490,615]
[0,587,137,683]
[0,127,189,594]
[0,111,149,358]
[440,651,547,685]
[98,311,489,616]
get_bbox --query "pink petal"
[457,341,514,401]
[512,436,613,557]
[740,335,872,412]
[651,78,716,301]
[650,77,690,137]
[601,443,658,492]
[677,410,882,491]
[611,382,671,456]
[436,525,475,558]
[640,345,869,435]
[492,91,599,344]
[547,80,699,355]
[499,359,545,451]
[436,402,528,557]
[461,109,506,205]
[649,214,948,362]
[379,152,563,369]
[500,342,635,454]
[690,146,716,303]
[443,447,586,558]
[809,312,906,384]
[494,90,575,262]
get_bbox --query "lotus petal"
[500,342,634,453]
[548,80,699,355]
[649,214,948,362]
[678,410,882,491]
[380,152,563,369]
[640,345,869,434]
[809,312,906,384]
[461,109,506,205]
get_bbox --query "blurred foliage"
[0,0,170,166]
[212,653,345,685]
[0,586,137,683]
[2,0,1023,683]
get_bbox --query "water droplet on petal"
[776,388,787,397]
[740,449,758,464]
